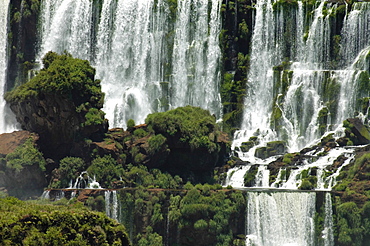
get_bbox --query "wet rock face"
[8,93,108,159]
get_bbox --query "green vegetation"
[116,185,246,246]
[0,138,45,173]
[87,155,124,188]
[5,51,105,128]
[126,119,135,132]
[336,202,363,246]
[0,196,130,245]
[54,157,86,188]
[145,106,221,153]
[244,165,258,187]
[147,134,168,155]
[6,51,103,107]
[121,164,182,189]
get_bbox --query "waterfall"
[225,146,356,190]
[237,0,278,148]
[105,190,111,218]
[341,3,370,68]
[38,0,94,61]
[105,190,118,221]
[322,193,334,246]
[0,0,16,134]
[246,192,316,246]
[0,1,9,133]
[234,0,370,155]
[37,0,222,129]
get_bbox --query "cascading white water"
[246,192,316,246]
[322,193,334,246]
[341,3,370,68]
[37,0,222,129]
[228,0,370,194]
[234,0,370,155]
[0,0,17,134]
[235,0,278,149]
[38,0,94,61]
[171,0,222,114]
[0,0,9,133]
[105,190,118,221]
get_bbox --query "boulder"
[344,118,370,145]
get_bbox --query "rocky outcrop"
[0,131,47,199]
[5,52,108,160]
[342,118,370,145]
[0,130,36,155]
[8,93,107,159]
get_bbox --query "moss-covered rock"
[0,132,47,199]
[5,52,108,159]
[343,118,370,145]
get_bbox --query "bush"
[127,119,135,132]
[133,128,148,138]
[5,138,46,172]
[148,134,168,155]
[87,155,124,188]
[6,51,104,109]
[145,106,220,153]
[57,157,85,188]
[0,197,130,245]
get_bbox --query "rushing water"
[105,190,119,221]
[246,192,316,246]
[229,2,370,244]
[234,0,370,154]
[0,0,17,134]
[37,0,222,129]
[227,0,370,187]
[0,1,9,133]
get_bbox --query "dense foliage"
[145,106,221,153]
[5,51,106,128]
[116,185,245,246]
[6,51,104,108]
[0,196,130,245]
[0,137,45,173]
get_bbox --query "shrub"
[57,157,85,188]
[87,155,124,188]
[145,106,220,153]
[148,134,167,155]
[127,119,135,132]
[0,197,130,245]
[5,138,46,172]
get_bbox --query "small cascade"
[225,146,356,190]
[105,190,119,221]
[341,3,370,68]
[72,171,102,189]
[54,190,65,201]
[40,190,50,200]
[254,165,270,188]
[37,0,222,129]
[246,192,316,246]
[225,165,251,188]
[105,190,111,218]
